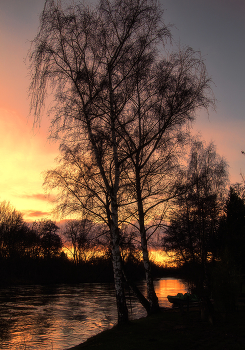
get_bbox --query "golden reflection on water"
[0,284,118,350]
[154,278,188,307]
[0,279,188,350]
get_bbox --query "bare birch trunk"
[140,224,160,312]
[110,198,128,323]
[136,170,159,313]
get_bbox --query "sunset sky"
[0,0,244,221]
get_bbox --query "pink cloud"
[20,193,56,202]
[22,210,51,220]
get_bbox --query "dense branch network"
[28,0,214,322]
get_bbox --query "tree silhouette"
[163,140,228,292]
[32,219,62,260]
[63,219,97,264]
[220,186,245,272]
[0,201,31,259]
[28,0,214,321]
[211,186,245,314]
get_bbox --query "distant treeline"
[0,202,171,286]
[1,180,245,299]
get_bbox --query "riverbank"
[0,255,181,287]
[67,307,245,350]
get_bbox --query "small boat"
[167,293,199,306]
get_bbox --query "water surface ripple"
[0,278,187,350]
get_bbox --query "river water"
[0,278,188,350]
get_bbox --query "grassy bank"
[67,307,245,350]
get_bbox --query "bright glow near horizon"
[0,108,59,221]
[62,246,176,268]
[149,250,178,268]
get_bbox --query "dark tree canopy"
[163,140,229,291]
[0,201,28,259]
[219,186,245,271]
[0,202,63,262]
[32,219,63,259]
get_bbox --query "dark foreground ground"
[67,306,245,350]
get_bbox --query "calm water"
[0,278,188,350]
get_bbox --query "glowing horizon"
[0,0,244,221]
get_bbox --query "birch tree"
[28,0,214,320]
[117,47,214,311]
[28,0,171,323]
